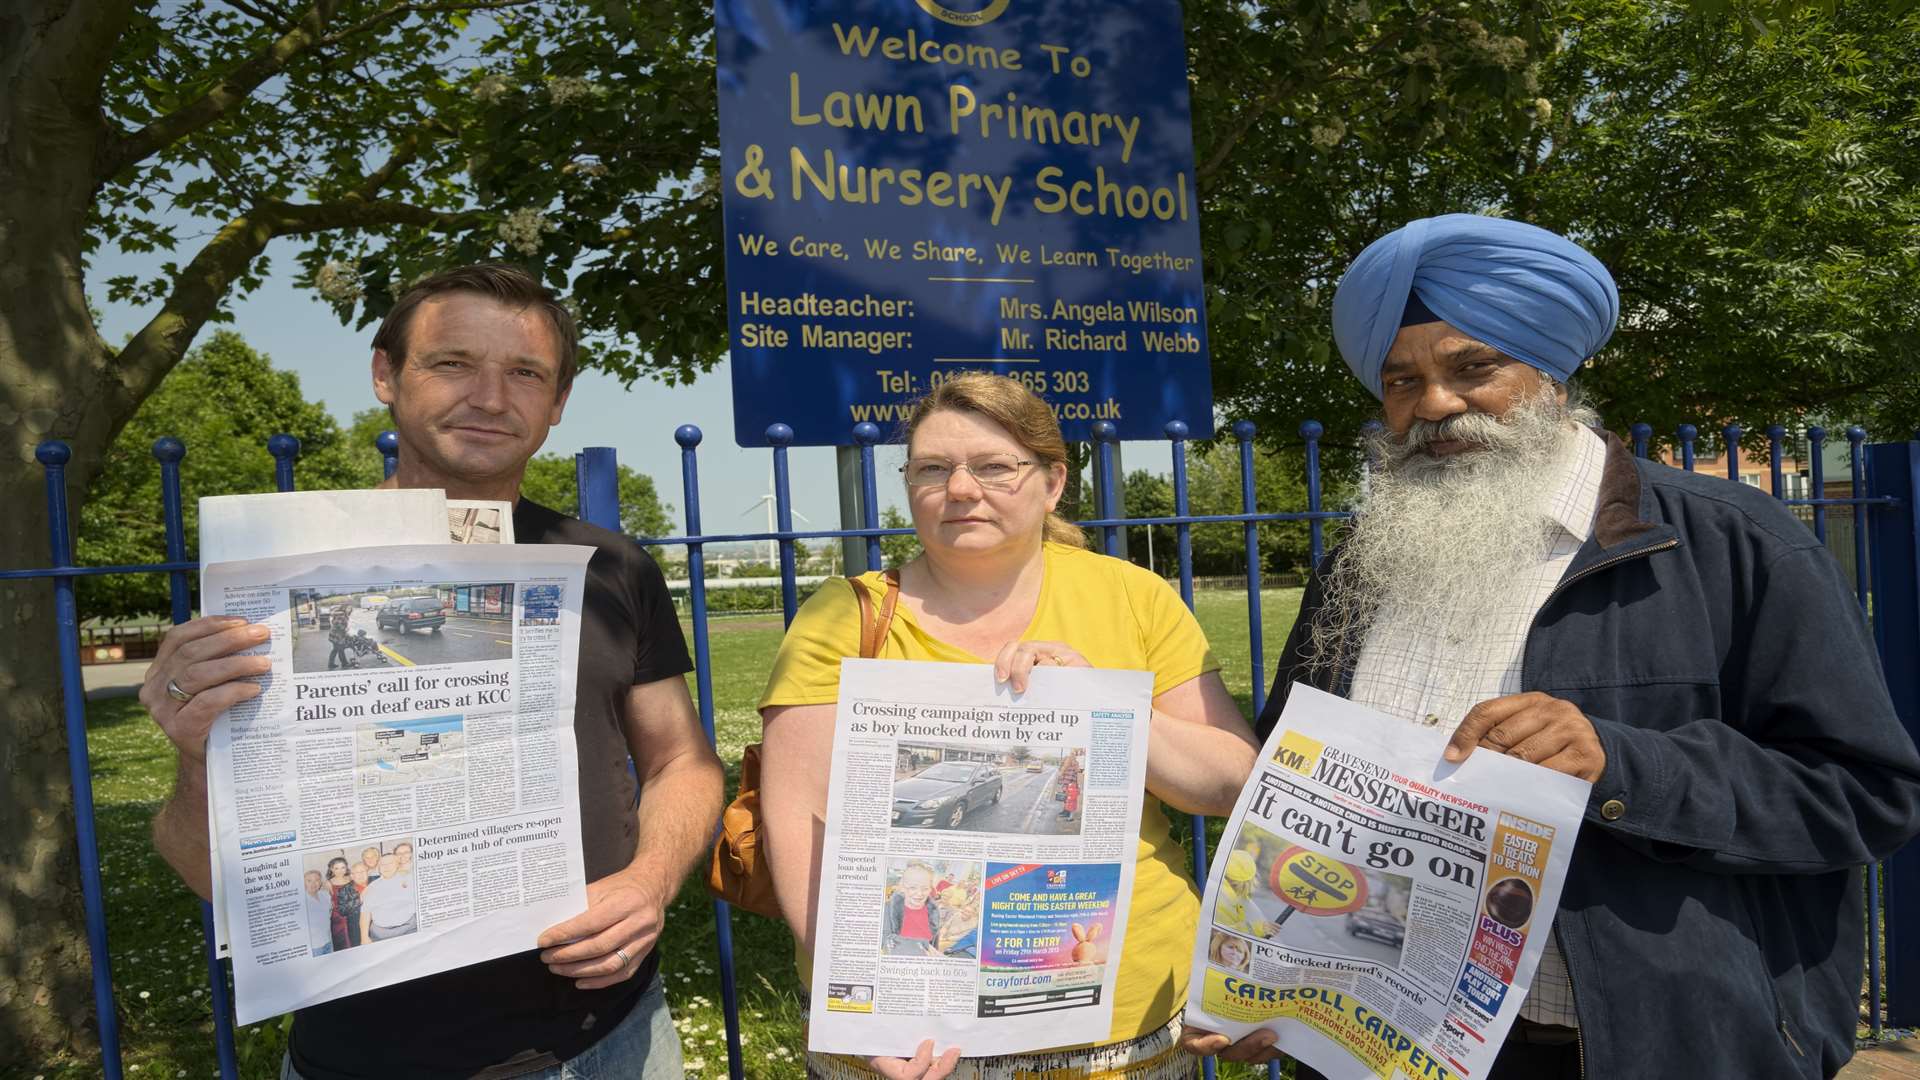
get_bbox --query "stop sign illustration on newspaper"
[1269,847,1370,917]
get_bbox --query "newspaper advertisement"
[1184,685,1589,1080]
[808,659,1154,1057]
[201,542,592,1023]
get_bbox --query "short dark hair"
[372,264,579,392]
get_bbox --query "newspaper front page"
[197,491,515,956]
[201,543,592,1023]
[1185,685,1589,1080]
[808,659,1154,1057]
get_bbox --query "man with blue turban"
[1182,215,1920,1079]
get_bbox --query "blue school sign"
[715,0,1213,446]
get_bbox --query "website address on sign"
[849,399,1123,423]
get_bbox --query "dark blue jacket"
[1258,432,1920,1078]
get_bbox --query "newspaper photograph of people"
[808,659,1154,1057]
[200,542,592,1023]
[1185,685,1589,1079]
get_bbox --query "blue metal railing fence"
[9,417,1916,1078]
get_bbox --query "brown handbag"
[706,570,901,918]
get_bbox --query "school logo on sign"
[915,0,1011,26]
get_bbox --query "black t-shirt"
[289,499,694,1079]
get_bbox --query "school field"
[36,588,1302,1080]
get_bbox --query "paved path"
[82,659,150,700]
[1847,1040,1920,1079]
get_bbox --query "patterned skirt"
[805,1016,1188,1080]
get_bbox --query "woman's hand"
[1178,1025,1286,1063]
[993,640,1091,693]
[867,1040,962,1079]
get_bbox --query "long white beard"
[1306,386,1595,696]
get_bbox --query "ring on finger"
[166,678,194,704]
[613,946,631,970]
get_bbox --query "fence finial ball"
[152,437,186,463]
[375,430,399,455]
[1299,420,1324,440]
[34,440,71,466]
[267,433,301,459]
[852,422,883,446]
[1631,422,1652,441]
[1231,420,1257,441]
[1164,420,1190,441]
[765,423,795,447]
[1847,426,1868,444]
[674,424,704,448]
[1091,421,1119,443]
[1677,424,1698,442]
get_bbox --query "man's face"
[396,843,413,870]
[379,853,400,879]
[900,869,933,908]
[372,293,571,488]
[362,847,381,869]
[305,871,323,895]
[351,863,370,886]
[1378,322,1563,451]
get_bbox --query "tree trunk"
[1,0,141,1064]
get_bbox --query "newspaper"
[1184,685,1589,1080]
[197,490,514,955]
[201,542,592,1023]
[808,659,1154,1057]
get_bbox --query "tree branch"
[113,210,281,411]
[99,0,346,181]
[269,195,485,235]
[1196,72,1302,185]
[320,0,540,46]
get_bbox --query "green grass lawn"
[36,587,1300,1079]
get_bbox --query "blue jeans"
[281,972,683,1079]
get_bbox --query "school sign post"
[714,0,1213,446]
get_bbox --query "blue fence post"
[1235,421,1267,721]
[1091,421,1121,557]
[1301,421,1325,566]
[673,425,746,1080]
[1768,425,1787,498]
[1869,437,1920,1026]
[1677,425,1697,472]
[36,440,124,1080]
[1809,427,1829,543]
[1845,426,1883,1037]
[378,430,399,479]
[768,424,800,622]
[1724,425,1743,483]
[854,423,884,571]
[1630,423,1650,460]
[575,448,621,532]
[268,434,300,492]
[155,438,242,1080]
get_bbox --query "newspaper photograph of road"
[1185,686,1590,1080]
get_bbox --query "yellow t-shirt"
[759,541,1220,1046]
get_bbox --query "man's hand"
[140,616,274,762]
[1445,692,1607,783]
[866,1041,962,1079]
[536,866,669,990]
[1178,1026,1285,1063]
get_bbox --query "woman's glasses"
[901,454,1041,489]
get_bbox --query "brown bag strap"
[855,569,902,659]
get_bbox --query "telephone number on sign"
[929,368,1089,393]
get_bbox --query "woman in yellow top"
[758,373,1259,1079]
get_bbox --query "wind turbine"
[744,476,809,571]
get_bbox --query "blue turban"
[1331,214,1619,398]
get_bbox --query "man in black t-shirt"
[141,265,724,1078]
